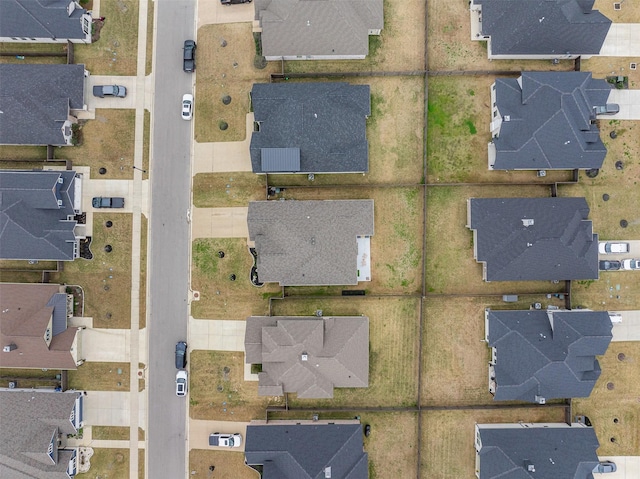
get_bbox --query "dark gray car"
[175,341,187,369]
[183,40,196,72]
[599,260,621,271]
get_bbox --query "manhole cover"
[99,167,107,175]
[219,121,228,131]
[585,168,599,178]
[105,220,113,228]
[222,95,231,105]
[104,245,113,252]
[618,353,626,361]
[615,160,624,170]
[607,382,614,390]
[610,131,618,139]
[620,219,628,228]
[602,194,609,201]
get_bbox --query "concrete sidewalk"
[192,207,249,238]
[193,113,254,173]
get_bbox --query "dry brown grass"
[0,43,67,65]
[60,109,136,179]
[78,448,129,478]
[189,350,282,421]
[593,0,640,23]
[145,0,154,76]
[582,56,640,89]
[366,411,419,479]
[271,296,420,408]
[189,449,258,479]
[192,173,266,208]
[139,214,148,330]
[0,146,48,160]
[52,213,133,329]
[0,368,60,388]
[573,341,640,456]
[91,426,145,441]
[421,407,567,479]
[67,362,130,391]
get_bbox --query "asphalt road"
[147,1,195,477]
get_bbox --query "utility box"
[502,295,518,302]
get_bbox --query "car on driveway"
[599,260,621,271]
[93,85,127,98]
[593,104,620,115]
[599,242,629,254]
[175,341,187,369]
[209,433,242,448]
[221,0,252,4]
[175,370,188,397]
[622,259,640,270]
[92,197,125,208]
[181,94,193,120]
[183,40,196,72]
[593,461,616,473]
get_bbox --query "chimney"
[524,460,535,472]
[3,344,17,353]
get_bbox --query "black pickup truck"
[92,197,125,208]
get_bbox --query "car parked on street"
[181,94,193,120]
[599,260,621,271]
[622,259,640,270]
[598,242,629,254]
[175,341,187,369]
[221,0,252,4]
[175,370,188,397]
[209,433,242,447]
[93,85,127,98]
[593,461,616,473]
[183,40,196,72]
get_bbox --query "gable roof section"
[492,72,612,170]
[477,424,599,479]
[0,63,85,146]
[0,283,79,370]
[475,0,611,57]
[245,422,368,479]
[0,0,91,42]
[245,316,369,398]
[255,0,383,58]
[247,200,374,286]
[468,197,598,281]
[251,82,370,174]
[0,390,81,479]
[0,169,80,261]
[487,309,612,401]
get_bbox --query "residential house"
[245,420,368,479]
[489,72,613,171]
[475,423,600,479]
[0,169,86,261]
[470,0,611,60]
[0,389,84,478]
[467,197,598,281]
[254,0,383,60]
[0,64,86,146]
[247,200,374,286]
[485,309,613,402]
[250,82,371,174]
[245,316,369,398]
[0,0,93,44]
[0,283,84,370]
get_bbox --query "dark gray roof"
[255,0,383,58]
[468,197,598,281]
[492,72,612,170]
[0,170,80,261]
[245,422,368,479]
[251,82,370,174]
[247,200,374,286]
[475,0,611,57]
[477,424,599,479]
[0,0,91,42]
[0,390,81,479]
[487,309,612,401]
[245,316,369,398]
[0,64,85,146]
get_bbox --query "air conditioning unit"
[534,395,546,405]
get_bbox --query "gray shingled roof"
[245,316,369,398]
[0,0,91,43]
[492,72,612,170]
[0,64,85,146]
[255,0,383,58]
[468,197,598,281]
[475,0,611,57]
[247,200,374,286]
[245,422,368,479]
[476,424,600,479]
[250,82,370,174]
[487,309,612,402]
[0,170,81,260]
[0,390,81,479]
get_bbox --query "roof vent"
[524,460,535,472]
[57,199,63,206]
[57,177,64,183]
[324,467,332,478]
[534,395,546,405]
[3,344,17,353]
[522,219,534,227]
[503,115,510,122]
[301,353,308,361]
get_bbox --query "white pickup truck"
[598,242,629,254]
[208,433,242,448]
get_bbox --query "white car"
[175,370,188,397]
[622,259,640,270]
[209,433,242,448]
[181,94,193,120]
[598,242,629,255]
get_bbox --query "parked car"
[593,461,616,473]
[622,259,640,270]
[599,260,621,271]
[93,85,127,98]
[221,0,252,4]
[209,433,242,448]
[183,40,196,72]
[175,370,188,397]
[92,197,125,208]
[593,104,619,115]
[598,242,629,254]
[181,94,193,120]
[175,341,187,369]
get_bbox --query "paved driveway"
[86,75,138,109]
[192,207,249,238]
[197,0,255,27]
[80,328,148,362]
[603,90,640,120]
[189,419,250,451]
[598,240,640,261]
[596,456,640,479]
[599,24,640,56]
[611,311,640,342]
[84,391,146,427]
[189,318,246,351]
